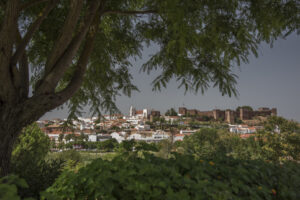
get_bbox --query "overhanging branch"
[11,0,59,68]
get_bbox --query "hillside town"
[38,106,277,148]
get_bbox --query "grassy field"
[47,151,117,166]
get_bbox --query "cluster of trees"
[176,116,300,162]
[165,108,178,116]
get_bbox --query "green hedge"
[44,153,300,200]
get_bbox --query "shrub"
[57,150,82,169]
[44,153,300,200]
[97,139,119,152]
[0,175,28,200]
[10,123,64,199]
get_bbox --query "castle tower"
[213,109,220,120]
[271,108,277,116]
[178,107,187,116]
[225,110,234,124]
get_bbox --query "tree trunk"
[0,102,39,177]
[0,131,17,176]
[0,94,73,176]
[0,106,23,176]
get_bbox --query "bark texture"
[0,0,103,176]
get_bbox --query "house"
[135,124,151,131]
[164,116,180,124]
[174,134,186,142]
[111,132,126,143]
[128,133,142,140]
[229,124,257,134]
[88,134,97,142]
[97,134,112,141]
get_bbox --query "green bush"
[44,153,300,200]
[10,123,64,199]
[0,175,29,200]
[97,139,119,152]
[56,150,82,169]
[134,141,159,152]
[118,139,136,152]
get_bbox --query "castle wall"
[178,107,276,122]
[178,107,187,116]
[197,111,214,118]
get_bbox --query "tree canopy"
[0,0,299,119]
[0,0,299,175]
[236,106,253,112]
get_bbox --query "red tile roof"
[136,110,143,114]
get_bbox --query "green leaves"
[10,123,64,199]
[44,153,300,199]
[138,0,299,96]
[12,123,50,168]
[0,175,29,200]
[15,0,299,119]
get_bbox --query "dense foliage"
[10,124,64,199]
[0,175,29,200]
[44,153,300,200]
[179,124,300,162]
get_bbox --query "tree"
[11,123,50,168]
[165,108,178,116]
[79,132,88,142]
[98,139,118,152]
[58,133,64,145]
[10,123,64,199]
[264,116,300,133]
[64,134,72,143]
[236,106,253,112]
[118,139,136,152]
[0,0,299,175]
[202,115,213,122]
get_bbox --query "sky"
[42,33,300,122]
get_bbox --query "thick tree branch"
[19,53,29,98]
[10,0,59,68]
[0,0,20,102]
[20,0,50,11]
[57,18,100,102]
[36,0,101,95]
[103,9,158,16]
[17,30,29,98]
[20,26,98,125]
[45,0,83,74]
[11,28,29,99]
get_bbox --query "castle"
[178,107,277,123]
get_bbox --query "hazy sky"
[42,33,300,122]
